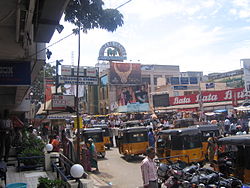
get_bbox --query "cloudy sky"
[48,0,250,75]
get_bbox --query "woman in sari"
[87,138,99,172]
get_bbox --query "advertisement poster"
[110,62,141,85]
[116,85,148,106]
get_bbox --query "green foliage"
[20,134,45,152]
[37,177,65,188]
[18,134,45,165]
[64,0,124,32]
[19,148,44,166]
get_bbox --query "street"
[96,147,144,188]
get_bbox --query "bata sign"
[170,88,245,106]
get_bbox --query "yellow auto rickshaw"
[117,127,149,160]
[195,124,220,159]
[216,135,250,184]
[82,128,106,158]
[93,124,112,149]
[156,127,204,164]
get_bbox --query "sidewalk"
[3,161,110,188]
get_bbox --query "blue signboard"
[173,86,188,90]
[189,77,198,84]
[170,77,180,85]
[0,60,31,85]
[180,77,189,84]
[100,75,108,86]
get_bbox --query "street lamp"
[70,164,84,187]
[45,144,53,153]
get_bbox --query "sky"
[48,0,250,75]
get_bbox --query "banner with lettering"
[170,88,245,106]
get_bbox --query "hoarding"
[110,62,141,85]
[170,88,245,106]
[116,85,149,106]
[59,76,98,85]
[52,95,75,110]
[61,65,98,77]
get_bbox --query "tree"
[64,0,124,32]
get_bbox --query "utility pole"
[198,79,204,122]
[55,59,63,94]
[76,25,81,163]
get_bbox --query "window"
[127,132,148,143]
[170,77,180,85]
[189,77,198,84]
[142,77,150,85]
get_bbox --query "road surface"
[95,147,144,188]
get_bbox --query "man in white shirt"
[141,147,158,188]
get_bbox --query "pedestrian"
[49,135,60,152]
[141,147,158,188]
[148,128,155,148]
[229,122,237,135]
[0,110,13,162]
[86,138,99,172]
[224,118,231,134]
[81,142,91,172]
[207,132,217,166]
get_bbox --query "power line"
[29,32,75,58]
[115,0,132,9]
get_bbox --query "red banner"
[170,88,245,106]
[45,79,54,102]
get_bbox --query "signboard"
[206,83,215,89]
[98,41,127,61]
[110,62,141,85]
[52,95,75,110]
[0,60,31,85]
[86,67,97,77]
[173,86,188,90]
[74,117,83,129]
[61,65,72,76]
[61,65,98,77]
[153,93,170,108]
[59,76,98,85]
[170,88,245,106]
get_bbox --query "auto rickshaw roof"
[175,118,195,122]
[120,127,148,133]
[193,124,219,131]
[82,128,103,133]
[218,135,250,146]
[92,124,108,128]
[159,127,200,136]
[124,120,141,124]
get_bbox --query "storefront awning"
[156,100,244,111]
